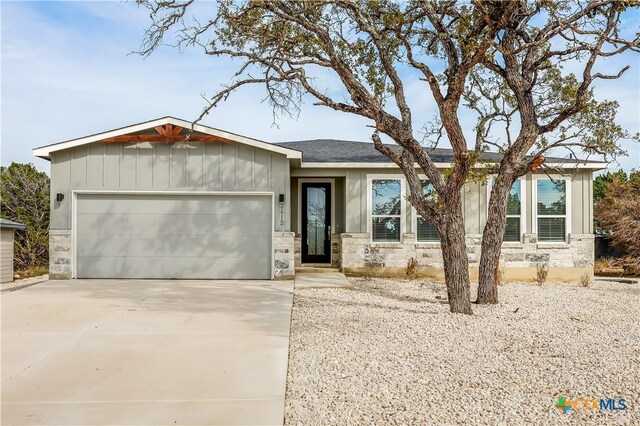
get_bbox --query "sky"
[2,1,639,174]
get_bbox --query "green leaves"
[594,170,628,202]
[0,163,50,270]
[595,170,640,256]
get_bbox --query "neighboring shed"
[1,219,26,283]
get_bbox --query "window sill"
[415,242,441,248]
[502,242,524,248]
[536,242,570,249]
[371,242,404,248]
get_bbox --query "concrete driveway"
[1,279,294,425]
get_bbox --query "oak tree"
[0,163,50,271]
[138,0,639,313]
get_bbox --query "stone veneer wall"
[49,230,297,280]
[294,236,302,267]
[274,231,295,279]
[49,230,72,280]
[340,232,594,282]
[331,234,341,268]
[293,234,341,268]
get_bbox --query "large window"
[504,181,522,242]
[536,179,567,242]
[371,179,402,242]
[417,180,439,242]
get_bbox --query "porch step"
[295,270,352,290]
[296,266,340,274]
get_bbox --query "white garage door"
[75,193,272,279]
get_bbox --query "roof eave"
[299,161,607,170]
[33,117,302,160]
[0,222,26,230]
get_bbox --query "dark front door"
[301,182,332,263]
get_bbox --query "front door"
[301,182,331,263]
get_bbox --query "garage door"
[75,193,272,279]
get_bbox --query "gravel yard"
[285,278,639,425]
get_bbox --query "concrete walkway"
[1,279,294,425]
[294,269,352,290]
[1,274,49,293]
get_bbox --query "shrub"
[496,266,506,286]
[0,163,50,270]
[595,171,640,258]
[362,262,375,280]
[406,257,418,280]
[580,271,592,287]
[536,263,549,286]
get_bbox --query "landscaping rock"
[285,278,639,425]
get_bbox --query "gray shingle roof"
[0,218,26,230]
[276,139,600,165]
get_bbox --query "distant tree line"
[594,170,640,260]
[0,163,50,271]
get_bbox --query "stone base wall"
[340,232,594,283]
[49,230,72,279]
[294,236,302,267]
[331,234,341,268]
[495,233,595,269]
[48,230,297,281]
[274,232,295,280]
[293,234,341,268]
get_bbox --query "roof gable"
[33,117,302,160]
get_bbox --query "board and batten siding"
[50,142,290,231]
[1,229,15,283]
[343,168,594,235]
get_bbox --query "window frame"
[367,175,405,244]
[412,178,440,244]
[486,178,526,243]
[532,175,572,243]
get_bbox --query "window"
[416,180,439,242]
[536,179,567,242]
[371,179,402,242]
[504,181,522,242]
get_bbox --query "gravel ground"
[284,279,639,425]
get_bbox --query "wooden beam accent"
[154,124,184,137]
[101,134,231,143]
[529,155,545,172]
[100,124,230,143]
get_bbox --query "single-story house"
[33,116,602,282]
[1,218,26,283]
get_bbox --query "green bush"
[0,163,50,270]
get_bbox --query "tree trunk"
[440,191,473,314]
[477,175,513,304]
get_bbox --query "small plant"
[580,271,593,287]
[406,257,419,280]
[362,262,375,281]
[496,266,506,286]
[13,265,49,280]
[536,263,549,286]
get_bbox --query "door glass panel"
[307,187,326,255]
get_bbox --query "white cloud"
[1,1,638,175]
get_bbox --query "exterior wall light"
[279,194,285,225]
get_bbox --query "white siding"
[50,142,290,232]
[1,229,15,283]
